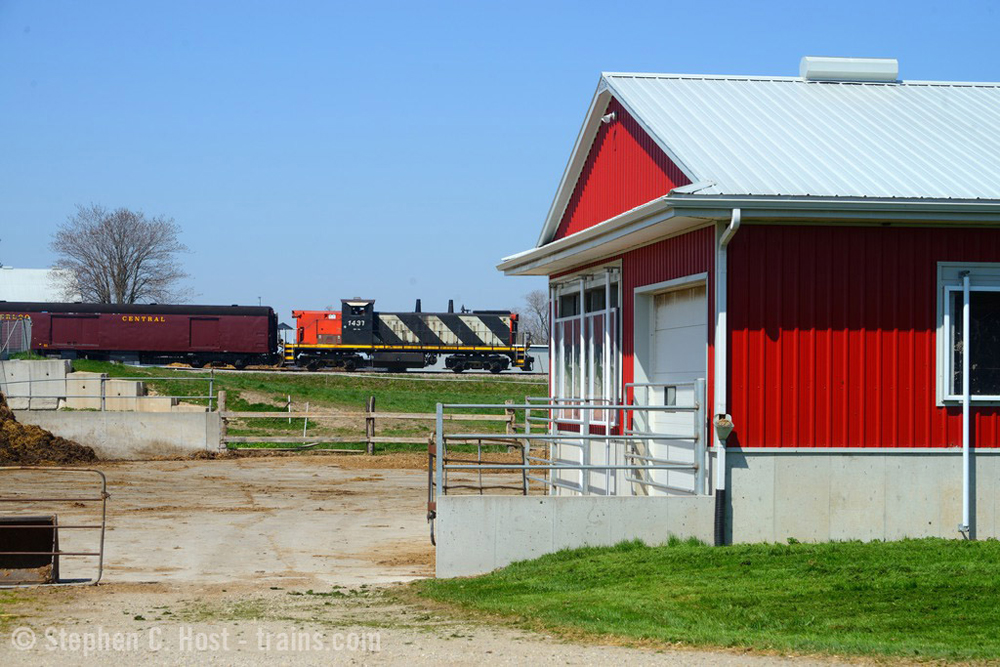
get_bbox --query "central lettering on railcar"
[121,315,166,323]
[0,313,31,320]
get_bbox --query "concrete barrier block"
[0,360,32,409]
[172,402,208,413]
[138,396,178,413]
[104,380,143,411]
[27,360,71,410]
[66,372,106,410]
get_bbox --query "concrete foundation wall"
[727,450,1000,542]
[14,410,221,460]
[435,495,714,578]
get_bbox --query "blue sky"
[1,0,997,321]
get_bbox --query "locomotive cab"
[340,299,375,346]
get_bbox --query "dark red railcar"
[0,302,278,369]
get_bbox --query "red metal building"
[499,57,1000,542]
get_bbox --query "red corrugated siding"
[552,98,689,241]
[621,227,716,411]
[728,225,1000,448]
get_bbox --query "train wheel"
[306,361,320,372]
[233,358,247,370]
[489,362,502,374]
[343,359,357,372]
[451,362,465,373]
[190,359,205,369]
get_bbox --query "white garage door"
[646,284,707,494]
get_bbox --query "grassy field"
[416,538,1000,660]
[70,361,547,450]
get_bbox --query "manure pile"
[0,393,98,465]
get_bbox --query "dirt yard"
[0,457,855,665]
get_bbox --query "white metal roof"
[533,68,1000,247]
[604,72,1000,200]
[0,268,74,302]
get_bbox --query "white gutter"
[961,270,971,536]
[711,208,740,546]
[714,208,740,490]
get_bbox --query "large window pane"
[951,290,1000,396]
[552,275,619,423]
[592,313,605,421]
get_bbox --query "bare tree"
[51,204,191,304]
[520,289,550,344]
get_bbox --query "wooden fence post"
[365,395,376,455]
[218,390,227,451]
[505,399,515,435]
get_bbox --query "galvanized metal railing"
[0,467,109,587]
[428,379,707,506]
[624,380,707,496]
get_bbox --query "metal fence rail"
[428,379,708,506]
[221,392,516,454]
[0,467,109,587]
[0,373,216,411]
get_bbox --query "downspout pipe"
[713,208,740,546]
[960,271,971,537]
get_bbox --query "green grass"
[71,360,545,412]
[416,538,1000,660]
[0,591,27,630]
[7,351,45,361]
[70,360,546,451]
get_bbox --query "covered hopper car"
[0,302,279,369]
[286,299,533,372]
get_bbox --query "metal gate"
[0,467,109,587]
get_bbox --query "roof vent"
[800,56,898,83]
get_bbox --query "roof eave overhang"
[500,195,1000,277]
[533,75,699,248]
[501,196,708,276]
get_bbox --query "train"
[0,298,533,373]
[286,298,532,373]
[0,302,278,369]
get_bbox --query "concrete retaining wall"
[435,495,714,577]
[727,450,1000,542]
[14,410,221,460]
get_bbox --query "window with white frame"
[938,262,1000,402]
[551,268,621,423]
